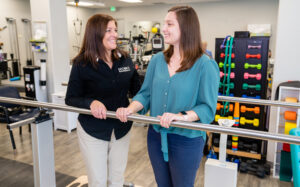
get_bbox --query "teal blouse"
[132,52,220,161]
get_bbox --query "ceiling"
[66,0,232,9]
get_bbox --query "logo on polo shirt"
[118,66,130,73]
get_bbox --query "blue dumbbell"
[242,94,261,99]
[218,92,234,97]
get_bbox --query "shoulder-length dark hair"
[73,14,127,69]
[163,6,204,72]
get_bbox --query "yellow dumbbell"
[232,141,238,147]
[232,136,238,141]
[240,117,259,127]
[215,115,233,122]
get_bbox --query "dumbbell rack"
[212,37,269,161]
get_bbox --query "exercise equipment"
[232,136,238,141]
[151,31,164,54]
[6,17,21,77]
[284,111,297,121]
[216,103,233,112]
[220,72,235,79]
[207,150,217,159]
[219,62,235,68]
[246,53,261,59]
[239,160,270,178]
[241,105,260,114]
[244,72,261,80]
[22,18,34,66]
[215,115,233,122]
[289,128,300,187]
[219,92,234,97]
[232,102,240,151]
[220,36,234,117]
[72,7,83,54]
[244,63,261,70]
[23,64,48,102]
[213,137,232,148]
[219,82,234,89]
[242,94,261,99]
[240,117,259,127]
[283,143,291,152]
[220,53,235,58]
[279,150,292,182]
[238,141,258,152]
[248,45,261,49]
[1,96,300,187]
[9,76,20,81]
[242,83,261,91]
[284,122,297,135]
[5,111,55,187]
[220,45,233,49]
[285,97,298,103]
[0,59,8,79]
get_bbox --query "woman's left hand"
[158,113,184,128]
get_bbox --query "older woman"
[65,14,141,187]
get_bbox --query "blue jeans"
[147,126,205,187]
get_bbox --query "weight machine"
[22,18,34,66]
[6,17,21,78]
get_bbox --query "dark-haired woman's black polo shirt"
[65,56,141,141]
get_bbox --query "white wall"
[30,0,71,99]
[267,0,300,162]
[66,6,94,59]
[96,0,279,57]
[0,0,280,66]
[0,1,93,67]
[0,0,31,71]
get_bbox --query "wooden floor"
[0,123,293,187]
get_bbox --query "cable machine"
[22,18,34,66]
[6,17,21,77]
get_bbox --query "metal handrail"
[61,85,300,108]
[1,96,300,145]
[218,96,300,108]
[8,112,54,129]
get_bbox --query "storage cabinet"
[52,91,78,133]
[273,86,300,178]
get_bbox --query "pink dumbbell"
[248,45,261,49]
[244,72,261,80]
[220,72,235,79]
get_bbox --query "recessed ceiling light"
[67,1,105,7]
[118,0,143,3]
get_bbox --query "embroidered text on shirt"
[118,66,130,72]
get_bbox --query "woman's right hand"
[90,100,107,119]
[116,107,133,122]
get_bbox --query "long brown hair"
[163,6,204,72]
[73,14,127,69]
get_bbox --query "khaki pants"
[77,122,131,187]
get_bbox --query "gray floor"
[0,123,293,187]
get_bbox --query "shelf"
[213,146,262,160]
[273,86,300,178]
[30,39,46,43]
